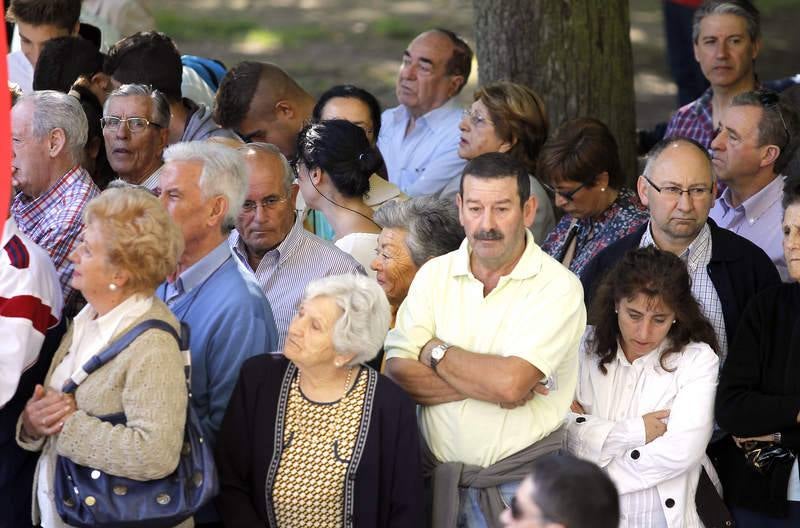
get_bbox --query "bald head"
[638,138,717,254]
[643,137,713,183]
[215,61,314,157]
[235,143,299,265]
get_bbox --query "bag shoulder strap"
[62,320,184,394]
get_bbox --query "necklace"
[298,365,354,402]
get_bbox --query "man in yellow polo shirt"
[385,152,586,527]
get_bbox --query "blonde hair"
[84,187,184,293]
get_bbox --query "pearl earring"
[601,187,606,192]
[108,283,118,291]
[672,320,677,325]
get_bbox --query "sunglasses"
[757,90,791,151]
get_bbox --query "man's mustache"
[473,229,503,241]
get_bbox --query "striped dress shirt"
[11,165,99,317]
[229,216,366,350]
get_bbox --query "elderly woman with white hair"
[215,274,424,527]
[371,196,464,326]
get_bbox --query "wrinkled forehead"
[105,95,154,118]
[406,31,455,67]
[697,12,751,39]
[243,150,287,187]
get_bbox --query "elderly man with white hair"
[216,273,424,527]
[11,90,100,316]
[157,141,278,454]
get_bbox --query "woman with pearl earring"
[17,187,192,527]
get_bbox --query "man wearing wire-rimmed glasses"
[582,136,780,372]
[101,83,169,192]
[710,89,800,281]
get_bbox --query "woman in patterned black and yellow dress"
[215,274,424,527]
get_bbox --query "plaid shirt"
[11,166,99,316]
[664,88,716,149]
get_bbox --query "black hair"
[33,36,104,93]
[104,32,183,101]
[431,28,472,95]
[460,152,531,206]
[784,174,800,210]
[214,61,264,129]
[529,455,620,528]
[312,84,383,139]
[6,0,80,31]
[296,119,383,198]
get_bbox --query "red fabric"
[0,294,58,334]
[667,0,703,7]
[0,20,8,236]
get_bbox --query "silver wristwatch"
[430,342,452,372]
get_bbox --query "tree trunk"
[472,0,637,181]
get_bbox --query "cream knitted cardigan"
[16,298,192,528]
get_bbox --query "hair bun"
[357,148,383,175]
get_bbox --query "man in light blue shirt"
[158,142,278,442]
[378,29,472,199]
[710,90,800,281]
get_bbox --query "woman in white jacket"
[566,246,720,528]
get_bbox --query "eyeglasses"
[642,175,713,200]
[756,90,791,151]
[101,116,163,133]
[462,108,494,127]
[241,195,290,212]
[542,181,587,202]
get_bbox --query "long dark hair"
[588,246,719,373]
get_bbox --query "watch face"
[432,345,446,360]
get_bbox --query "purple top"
[542,188,649,277]
[710,175,787,281]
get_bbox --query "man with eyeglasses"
[101,83,169,192]
[582,137,779,374]
[709,90,800,281]
[229,143,365,350]
[377,29,472,198]
[500,455,619,528]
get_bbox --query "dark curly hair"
[295,120,382,198]
[588,246,719,373]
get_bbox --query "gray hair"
[303,274,391,366]
[20,90,88,164]
[374,196,465,267]
[104,83,171,128]
[237,142,295,192]
[643,136,714,182]
[731,91,800,175]
[692,1,761,43]
[163,141,249,232]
